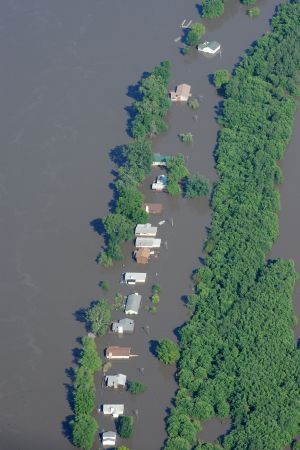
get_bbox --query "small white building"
[112,318,135,334]
[169,84,192,102]
[102,431,117,447]
[152,174,167,191]
[124,272,147,284]
[197,41,221,54]
[135,223,157,237]
[125,293,142,315]
[105,373,127,389]
[135,238,161,249]
[102,404,124,418]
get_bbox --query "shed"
[112,318,135,334]
[197,41,221,54]
[169,83,192,102]
[135,238,161,248]
[125,293,142,315]
[152,153,172,167]
[102,404,124,418]
[105,373,127,388]
[143,203,163,214]
[106,346,131,359]
[135,223,157,237]
[124,272,147,284]
[102,431,117,446]
[135,247,151,264]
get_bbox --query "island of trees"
[165,0,300,449]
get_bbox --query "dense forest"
[165,1,300,449]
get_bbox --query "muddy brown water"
[0,0,298,449]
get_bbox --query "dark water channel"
[0,0,298,449]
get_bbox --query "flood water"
[0,0,298,449]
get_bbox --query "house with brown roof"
[169,83,192,102]
[135,247,151,264]
[106,346,131,360]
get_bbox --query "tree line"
[164,0,300,449]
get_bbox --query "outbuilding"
[125,293,142,315]
[102,431,117,447]
[102,404,124,418]
[152,153,172,167]
[169,83,192,102]
[135,223,157,237]
[106,346,131,359]
[124,272,147,284]
[135,238,161,248]
[105,373,127,388]
[152,174,167,191]
[197,41,221,54]
[112,318,135,334]
[143,203,163,214]
[135,247,151,264]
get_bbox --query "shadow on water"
[62,367,76,444]
[148,339,159,357]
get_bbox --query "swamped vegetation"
[165,1,300,449]
[100,62,172,265]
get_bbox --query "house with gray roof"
[102,431,116,446]
[197,41,221,54]
[112,318,135,334]
[105,373,127,389]
[125,293,142,315]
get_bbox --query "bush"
[117,416,134,438]
[152,284,162,294]
[188,98,200,109]
[99,280,109,291]
[202,0,224,18]
[151,293,160,304]
[241,0,256,4]
[185,174,210,198]
[157,339,180,364]
[99,251,113,268]
[127,380,147,394]
[247,6,260,16]
[179,132,193,143]
[212,69,230,89]
[186,23,206,47]
[113,293,124,310]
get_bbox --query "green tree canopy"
[117,416,134,438]
[186,23,206,47]
[185,174,210,198]
[85,300,112,337]
[157,339,180,364]
[72,414,98,450]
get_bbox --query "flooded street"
[0,0,298,449]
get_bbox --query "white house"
[124,272,147,284]
[105,373,127,389]
[197,41,221,54]
[102,431,117,447]
[152,174,167,191]
[135,238,161,249]
[102,404,124,418]
[135,223,157,237]
[125,293,142,315]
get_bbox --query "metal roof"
[125,293,142,314]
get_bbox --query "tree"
[166,154,190,196]
[213,70,230,89]
[179,133,193,144]
[202,0,224,18]
[247,7,260,16]
[122,139,153,174]
[72,414,98,450]
[185,174,210,198]
[152,284,162,294]
[127,380,147,394]
[85,300,112,336]
[186,23,206,47]
[99,280,109,291]
[157,339,180,364]
[79,337,102,373]
[117,416,134,438]
[103,213,133,244]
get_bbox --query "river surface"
[0,1,299,449]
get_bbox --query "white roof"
[135,238,161,248]
[125,293,142,314]
[135,223,157,236]
[103,404,124,415]
[124,272,147,282]
[102,431,116,445]
[105,373,127,387]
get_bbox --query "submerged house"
[143,203,163,214]
[152,174,167,191]
[135,223,157,237]
[124,272,147,284]
[106,346,131,359]
[135,247,151,264]
[102,431,117,447]
[125,293,142,315]
[102,404,124,418]
[135,238,161,248]
[197,41,221,54]
[112,318,135,334]
[169,83,192,102]
[105,373,127,388]
[152,153,172,167]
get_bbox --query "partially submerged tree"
[186,23,206,47]
[185,173,210,198]
[213,69,230,89]
[85,300,112,336]
[157,339,180,364]
[117,416,134,438]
